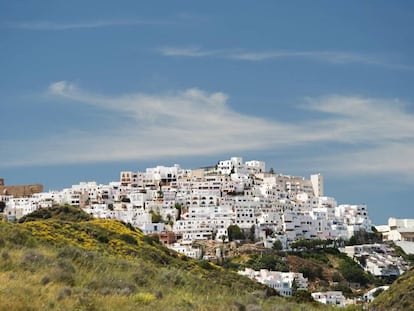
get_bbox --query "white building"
[335,204,372,238]
[4,197,40,221]
[310,174,324,197]
[169,241,202,259]
[311,291,346,307]
[4,156,374,250]
[238,268,307,297]
[377,218,414,242]
[340,244,409,277]
[245,160,266,174]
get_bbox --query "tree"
[174,203,182,221]
[150,210,163,223]
[293,290,314,303]
[227,225,245,241]
[332,272,342,283]
[272,240,283,251]
[269,168,275,174]
[339,258,369,285]
[0,201,5,213]
[248,225,256,242]
[347,229,382,246]
[166,214,173,225]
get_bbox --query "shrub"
[142,235,160,245]
[57,287,72,300]
[54,270,75,286]
[298,266,316,281]
[19,205,92,223]
[293,290,314,303]
[87,277,136,295]
[118,233,137,246]
[159,268,186,286]
[1,250,9,260]
[8,227,33,246]
[40,275,51,285]
[233,301,246,311]
[21,250,47,272]
[133,292,156,305]
[197,260,214,270]
[53,259,76,286]
[339,258,369,285]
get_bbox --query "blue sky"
[1,1,414,224]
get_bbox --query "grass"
[0,206,342,310]
[370,266,414,311]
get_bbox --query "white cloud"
[1,19,171,30]
[230,50,374,64]
[3,83,414,182]
[7,81,303,167]
[309,142,414,181]
[158,47,222,57]
[158,47,414,70]
[303,96,414,143]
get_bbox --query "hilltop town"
[1,156,413,307]
[2,157,372,243]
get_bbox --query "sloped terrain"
[0,206,334,311]
[369,266,414,311]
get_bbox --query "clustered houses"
[340,244,409,277]
[238,268,308,297]
[376,217,414,243]
[3,157,373,250]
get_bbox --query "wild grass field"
[0,206,359,310]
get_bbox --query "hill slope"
[0,206,333,311]
[370,266,414,311]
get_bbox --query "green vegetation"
[370,267,414,311]
[150,210,163,223]
[0,206,336,311]
[242,254,289,272]
[290,238,332,251]
[285,245,387,296]
[19,205,93,223]
[346,228,382,246]
[227,224,245,241]
[174,203,182,221]
[272,240,283,251]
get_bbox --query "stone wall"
[0,182,43,197]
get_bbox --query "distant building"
[377,218,414,242]
[311,291,346,307]
[340,244,409,277]
[0,178,43,197]
[169,240,202,259]
[310,174,324,197]
[2,156,374,250]
[238,268,308,297]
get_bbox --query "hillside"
[213,239,385,298]
[0,206,335,311]
[369,266,414,311]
